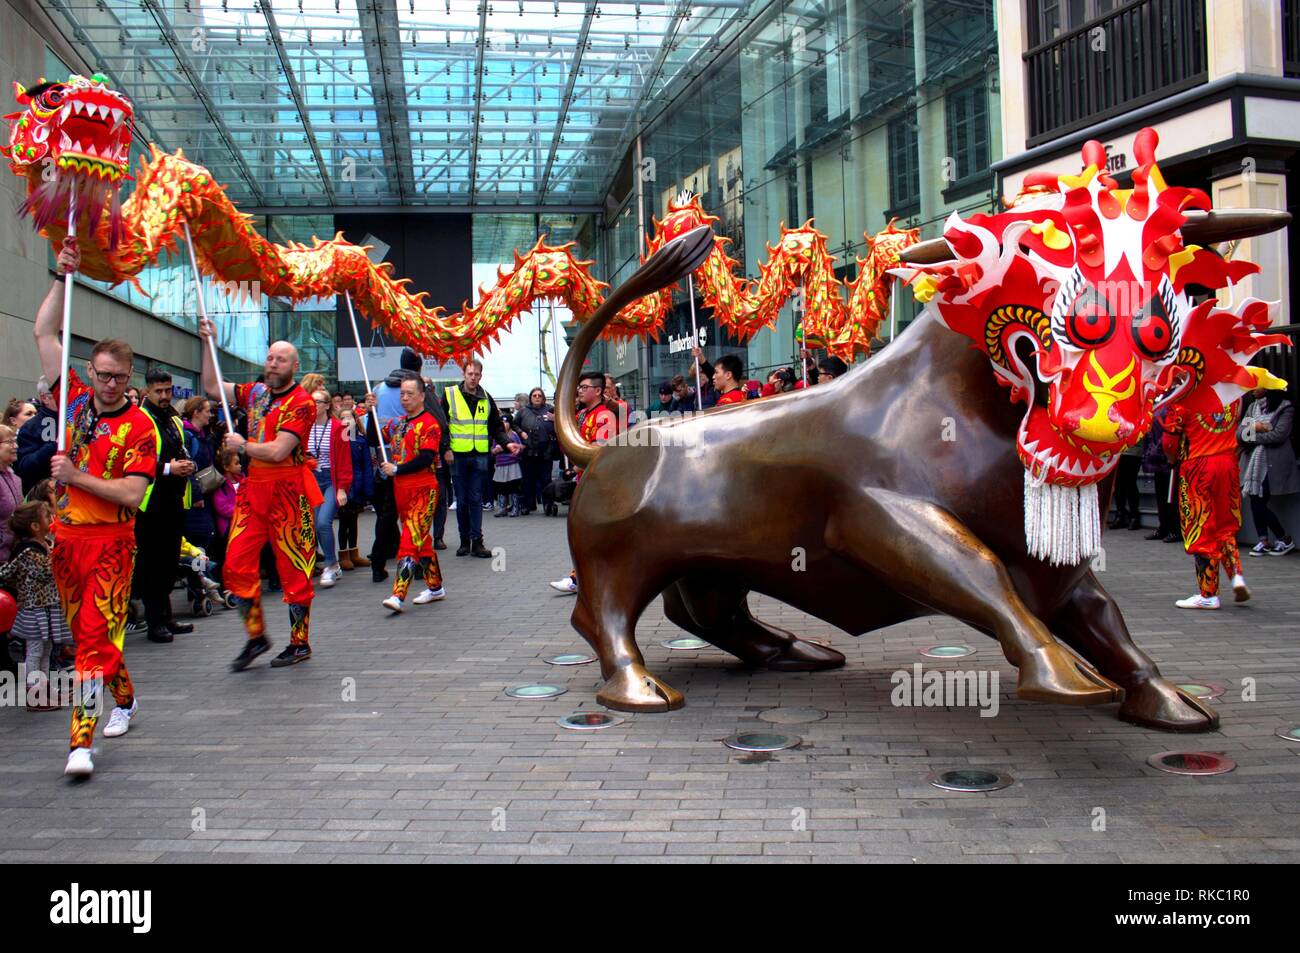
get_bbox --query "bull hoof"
[1119,678,1220,732]
[597,664,685,713]
[762,638,846,672]
[1016,643,1123,706]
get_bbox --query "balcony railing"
[1024,0,1207,145]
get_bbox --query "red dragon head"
[895,128,1289,490]
[5,73,134,246]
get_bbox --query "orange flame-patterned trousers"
[52,522,138,750]
[1178,452,1244,598]
[393,477,443,599]
[224,473,316,641]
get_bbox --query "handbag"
[195,465,225,495]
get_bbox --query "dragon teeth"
[110,107,124,125]
[59,132,71,149]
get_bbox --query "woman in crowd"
[1240,386,1297,556]
[337,393,375,570]
[3,398,36,431]
[307,388,353,587]
[181,396,219,556]
[125,385,141,407]
[0,425,23,563]
[1143,407,1180,543]
[0,500,68,711]
[515,387,556,515]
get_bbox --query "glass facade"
[597,0,1001,401]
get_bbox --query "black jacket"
[141,400,189,507]
[16,404,57,494]
[514,404,557,457]
[440,383,510,457]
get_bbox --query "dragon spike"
[13,81,28,105]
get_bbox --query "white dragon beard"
[1023,470,1102,567]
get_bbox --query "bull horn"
[897,237,955,265]
[1179,208,1291,245]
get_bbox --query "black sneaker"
[456,540,470,557]
[471,539,492,558]
[371,565,389,583]
[270,644,312,667]
[125,619,148,636]
[166,621,195,635]
[146,628,174,644]
[434,538,447,551]
[231,636,271,672]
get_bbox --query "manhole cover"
[920,644,976,659]
[545,653,596,666]
[757,707,827,725]
[662,637,709,651]
[557,712,624,730]
[724,732,800,752]
[1175,682,1225,700]
[927,769,1013,792]
[1275,726,1300,744]
[504,684,567,700]
[1146,751,1236,776]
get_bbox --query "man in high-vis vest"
[441,358,519,557]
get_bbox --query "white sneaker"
[448,501,457,511]
[319,566,341,588]
[1232,574,1251,603]
[1175,594,1220,610]
[382,595,404,613]
[102,698,138,738]
[549,577,578,594]
[413,587,446,604]
[1268,539,1295,556]
[64,748,94,778]
[1248,540,1270,557]
[199,574,221,593]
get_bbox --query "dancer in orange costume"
[198,318,321,670]
[379,378,446,612]
[1163,398,1250,609]
[34,239,158,780]
[549,370,620,595]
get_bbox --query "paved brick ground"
[1,511,1297,864]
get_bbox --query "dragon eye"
[1132,291,1175,360]
[1065,287,1115,347]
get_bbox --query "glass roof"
[41,0,751,210]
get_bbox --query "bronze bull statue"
[555,190,1287,732]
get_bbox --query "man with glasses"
[198,318,319,672]
[550,371,618,595]
[34,238,159,779]
[130,367,196,643]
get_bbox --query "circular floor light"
[1175,682,1225,700]
[504,684,567,700]
[557,712,624,730]
[1146,751,1236,776]
[927,769,1013,793]
[545,653,595,666]
[662,637,709,651]
[1275,726,1300,744]
[723,732,800,753]
[920,644,976,659]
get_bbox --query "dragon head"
[4,74,133,183]
[896,128,1288,489]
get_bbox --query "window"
[888,112,919,212]
[945,82,990,184]
[1030,0,1121,47]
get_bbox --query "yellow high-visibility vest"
[445,385,490,453]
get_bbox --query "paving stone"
[0,514,1297,863]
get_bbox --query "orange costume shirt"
[234,381,315,474]
[383,411,441,483]
[56,370,158,528]
[1164,400,1240,463]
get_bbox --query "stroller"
[175,546,237,617]
[541,470,577,517]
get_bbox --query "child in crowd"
[209,450,242,588]
[492,416,523,518]
[0,501,70,711]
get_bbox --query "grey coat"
[1239,398,1300,496]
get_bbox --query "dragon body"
[7,75,913,362]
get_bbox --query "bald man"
[200,321,320,670]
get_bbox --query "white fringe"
[1023,471,1102,566]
